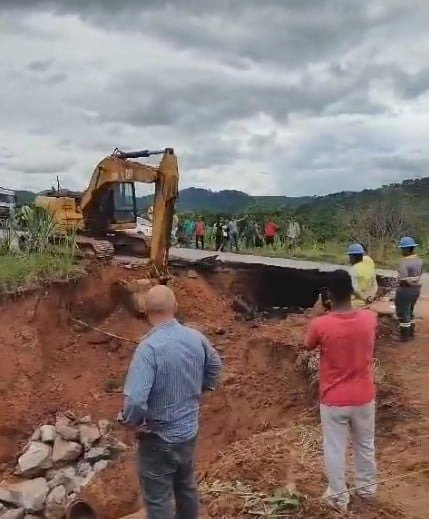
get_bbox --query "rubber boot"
[399,326,410,342]
[410,323,415,339]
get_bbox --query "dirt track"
[0,263,428,518]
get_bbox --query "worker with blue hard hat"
[395,236,423,341]
[347,243,378,308]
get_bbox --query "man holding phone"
[306,270,377,512]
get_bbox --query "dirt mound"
[206,424,323,488]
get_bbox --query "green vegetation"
[201,480,302,517]
[0,208,83,293]
[176,177,429,268]
[13,176,429,269]
[0,252,81,293]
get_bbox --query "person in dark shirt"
[395,236,423,341]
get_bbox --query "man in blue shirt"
[121,284,222,519]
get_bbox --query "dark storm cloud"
[0,0,412,68]
[1,0,429,195]
[8,158,75,175]
[373,155,429,175]
[26,59,52,72]
[74,63,389,133]
[393,69,429,99]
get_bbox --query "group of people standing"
[175,214,282,252]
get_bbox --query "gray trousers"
[320,401,377,506]
[137,434,199,519]
[395,286,420,327]
[230,232,239,251]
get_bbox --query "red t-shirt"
[305,310,377,406]
[265,221,278,237]
[195,221,205,236]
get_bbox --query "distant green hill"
[16,190,38,206]
[138,187,310,213]
[14,177,429,218]
[16,187,309,212]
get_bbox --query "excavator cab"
[113,183,137,223]
[99,182,137,226]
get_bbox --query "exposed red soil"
[0,264,428,518]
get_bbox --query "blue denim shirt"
[123,319,222,443]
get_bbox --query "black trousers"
[395,286,420,328]
[137,434,198,519]
[195,235,204,249]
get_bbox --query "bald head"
[145,285,177,319]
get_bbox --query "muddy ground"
[0,262,428,518]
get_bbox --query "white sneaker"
[323,488,349,513]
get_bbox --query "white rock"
[46,486,66,506]
[93,460,109,473]
[54,416,70,430]
[78,425,100,449]
[46,467,78,494]
[113,441,128,452]
[18,442,52,477]
[40,426,56,444]
[84,447,111,463]
[0,478,48,512]
[44,504,66,519]
[73,462,95,488]
[75,462,92,478]
[52,437,82,465]
[97,420,111,437]
[55,425,79,442]
[78,416,92,424]
[44,486,67,519]
[1,508,25,519]
[30,429,41,442]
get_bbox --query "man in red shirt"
[195,217,205,250]
[305,270,377,512]
[264,220,278,246]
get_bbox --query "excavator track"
[91,240,115,260]
[76,236,115,260]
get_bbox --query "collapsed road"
[167,247,429,297]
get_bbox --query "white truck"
[0,187,16,221]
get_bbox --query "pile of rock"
[0,413,126,519]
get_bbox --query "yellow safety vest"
[351,260,378,308]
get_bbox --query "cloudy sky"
[1,0,429,197]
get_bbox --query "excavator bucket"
[113,278,155,316]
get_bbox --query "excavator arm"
[80,148,179,275]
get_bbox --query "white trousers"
[320,401,377,506]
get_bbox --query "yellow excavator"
[35,147,179,275]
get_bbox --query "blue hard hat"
[398,236,418,248]
[347,243,365,255]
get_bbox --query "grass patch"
[0,252,84,293]
[0,208,84,293]
[202,235,423,270]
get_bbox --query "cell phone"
[319,287,331,310]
